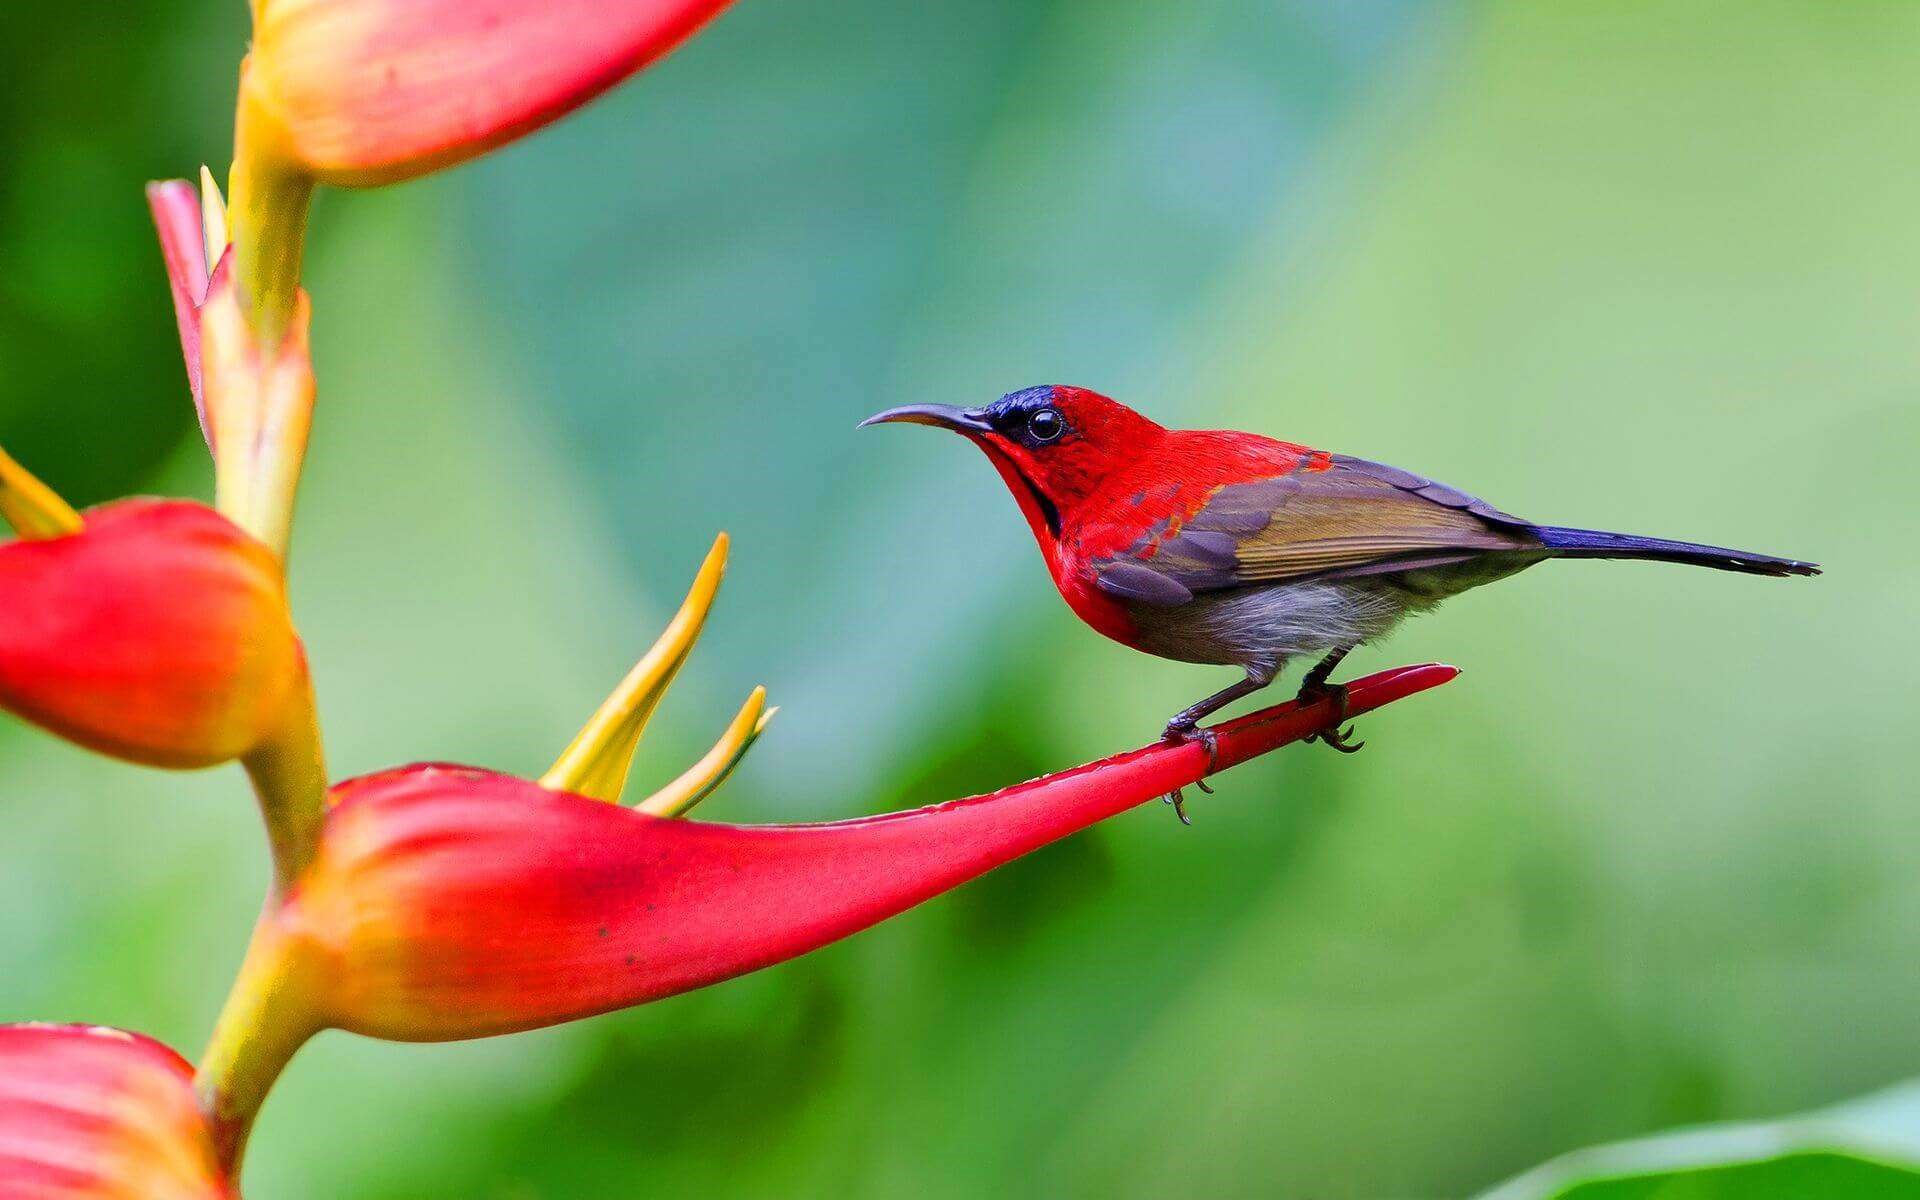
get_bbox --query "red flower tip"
[268,665,1455,1042]
[0,1024,235,1199]
[0,499,305,769]
[242,0,740,187]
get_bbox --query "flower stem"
[228,91,313,347]
[196,912,323,1173]
[241,675,328,894]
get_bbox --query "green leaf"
[1482,1082,1920,1200]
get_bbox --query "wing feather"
[1092,455,1539,601]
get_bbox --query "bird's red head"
[860,385,1164,547]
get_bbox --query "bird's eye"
[1027,408,1065,442]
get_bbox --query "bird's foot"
[1159,721,1221,825]
[1298,682,1365,754]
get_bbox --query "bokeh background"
[4,2,1919,1196]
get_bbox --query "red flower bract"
[272,665,1456,1041]
[244,0,740,185]
[145,180,213,439]
[0,1024,234,1200]
[0,499,304,769]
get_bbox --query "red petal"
[285,665,1454,1040]
[246,0,738,185]
[144,181,212,446]
[0,500,304,768]
[0,1024,235,1199]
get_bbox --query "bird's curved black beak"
[856,403,993,434]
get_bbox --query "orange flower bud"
[0,499,304,769]
[0,1024,234,1199]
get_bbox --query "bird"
[860,385,1819,822]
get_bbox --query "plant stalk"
[241,675,329,894]
[227,87,314,348]
[195,911,323,1173]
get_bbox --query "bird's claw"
[1314,724,1366,753]
[1159,722,1221,825]
[1300,682,1366,754]
[1162,721,1220,763]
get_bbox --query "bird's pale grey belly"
[1123,553,1546,679]
[1124,581,1404,677]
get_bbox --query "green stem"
[196,911,323,1173]
[228,97,315,348]
[240,675,329,894]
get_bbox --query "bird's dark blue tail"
[1531,526,1820,577]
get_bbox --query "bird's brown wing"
[1093,455,1541,606]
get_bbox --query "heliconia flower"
[238,0,740,188]
[226,664,1455,1047]
[0,1024,234,1200]
[195,532,773,1156]
[187,535,1450,1160]
[0,488,305,770]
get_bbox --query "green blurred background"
[4,2,1918,1196]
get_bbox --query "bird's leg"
[1298,646,1364,754]
[1162,674,1270,761]
[1160,673,1272,823]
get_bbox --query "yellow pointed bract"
[542,534,730,802]
[638,687,773,818]
[0,444,83,539]
[199,164,230,269]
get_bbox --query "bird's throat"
[981,446,1061,540]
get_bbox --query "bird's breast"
[1052,559,1144,648]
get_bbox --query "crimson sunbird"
[862,385,1818,821]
